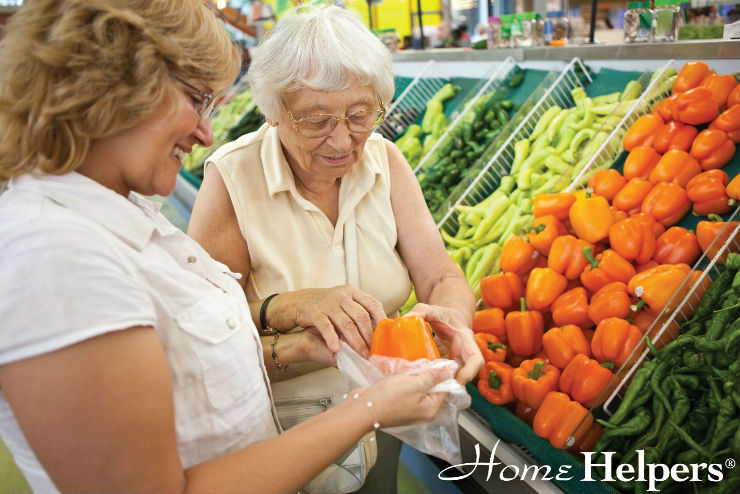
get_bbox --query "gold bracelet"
[271,333,289,372]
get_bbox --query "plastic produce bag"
[336,342,471,465]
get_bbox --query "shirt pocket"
[175,291,250,409]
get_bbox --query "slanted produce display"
[462,60,740,494]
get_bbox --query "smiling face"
[78,77,214,198]
[275,85,379,186]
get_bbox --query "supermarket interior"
[1,1,740,494]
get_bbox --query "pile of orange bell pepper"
[471,60,739,457]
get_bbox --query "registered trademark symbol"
[726,458,736,469]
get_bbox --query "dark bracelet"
[259,293,279,334]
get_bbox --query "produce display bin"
[413,57,520,175]
[380,60,450,142]
[435,58,593,234]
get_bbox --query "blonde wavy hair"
[247,5,394,123]
[0,0,241,180]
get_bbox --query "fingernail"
[363,349,370,358]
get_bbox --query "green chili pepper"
[530,105,562,140]
[684,266,737,328]
[608,362,654,426]
[545,108,571,143]
[508,72,524,88]
[509,139,530,177]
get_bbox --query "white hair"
[247,5,394,123]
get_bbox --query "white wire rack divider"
[563,60,679,192]
[378,60,449,142]
[436,57,593,233]
[412,56,519,176]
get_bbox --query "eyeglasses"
[284,100,387,138]
[170,74,215,120]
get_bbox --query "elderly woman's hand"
[275,285,386,358]
[406,303,484,384]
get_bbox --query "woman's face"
[276,85,379,184]
[81,78,214,197]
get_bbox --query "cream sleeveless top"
[208,123,412,319]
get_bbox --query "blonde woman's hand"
[273,286,386,357]
[406,303,484,385]
[358,370,449,428]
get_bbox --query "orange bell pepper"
[580,247,637,294]
[548,235,593,280]
[480,272,522,309]
[611,207,628,224]
[512,359,561,409]
[696,215,740,264]
[728,84,740,107]
[641,182,691,227]
[477,361,515,405]
[499,235,541,277]
[370,315,441,360]
[542,324,591,370]
[700,73,738,109]
[505,298,544,357]
[532,193,576,221]
[551,287,591,329]
[475,332,508,363]
[653,226,701,266]
[728,174,740,200]
[627,263,691,314]
[636,260,660,272]
[653,94,677,122]
[632,212,665,238]
[526,267,568,311]
[709,104,740,143]
[652,120,698,154]
[591,317,644,368]
[533,391,594,450]
[674,87,719,125]
[690,128,736,170]
[569,193,614,244]
[672,61,711,95]
[612,177,655,215]
[648,149,702,188]
[631,309,681,351]
[588,169,627,202]
[472,307,507,341]
[622,114,665,152]
[622,146,661,181]
[686,169,735,216]
[609,217,656,264]
[587,281,634,326]
[526,215,568,256]
[558,354,615,407]
[570,423,604,455]
[515,400,537,426]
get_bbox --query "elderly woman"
[0,1,451,493]
[188,6,483,492]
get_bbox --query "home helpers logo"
[438,441,736,492]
